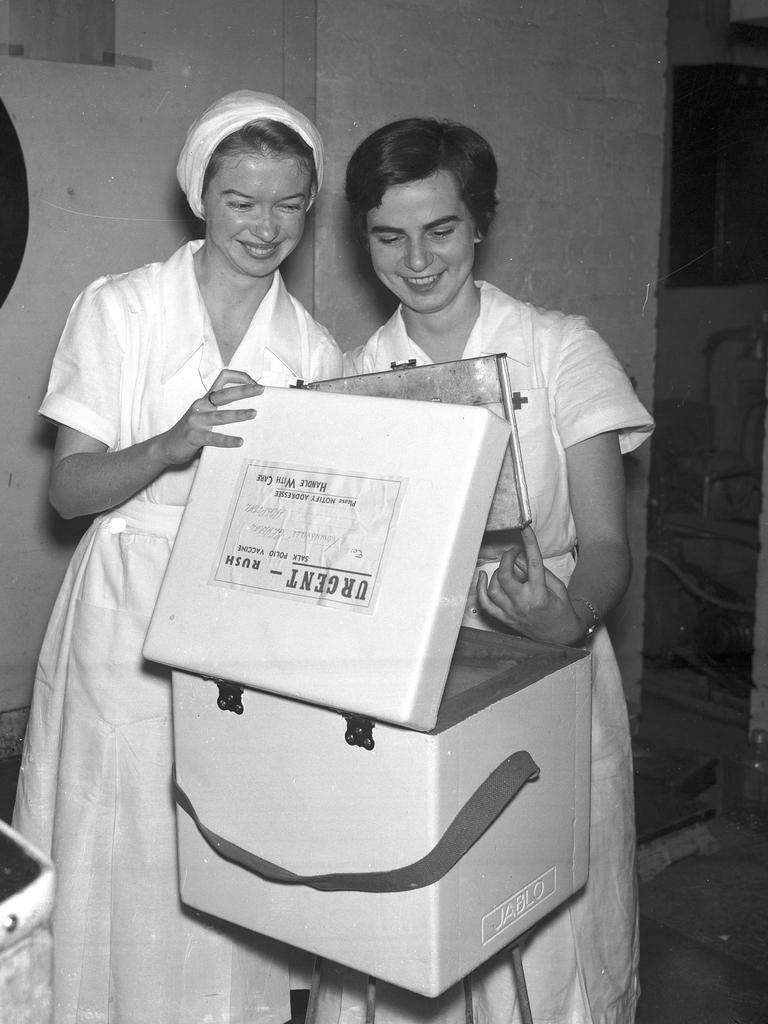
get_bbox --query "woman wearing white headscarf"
[13,90,341,1024]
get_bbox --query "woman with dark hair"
[12,90,341,1024]
[344,117,498,241]
[315,118,653,1023]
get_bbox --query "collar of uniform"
[378,282,532,369]
[160,240,214,386]
[461,282,532,368]
[229,272,304,381]
[369,305,432,367]
[160,242,303,386]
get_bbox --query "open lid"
[305,354,531,531]
[143,386,510,731]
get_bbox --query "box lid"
[306,354,531,531]
[143,386,510,731]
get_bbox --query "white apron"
[313,284,650,1024]
[13,242,341,1024]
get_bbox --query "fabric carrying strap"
[172,749,539,893]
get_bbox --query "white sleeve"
[39,278,126,448]
[553,316,654,454]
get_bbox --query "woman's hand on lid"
[159,369,263,466]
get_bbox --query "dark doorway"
[0,99,29,307]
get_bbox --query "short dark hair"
[345,118,498,240]
[202,119,317,199]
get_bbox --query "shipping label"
[211,460,403,612]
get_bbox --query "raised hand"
[160,369,264,466]
[476,524,585,645]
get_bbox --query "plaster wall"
[0,0,302,713]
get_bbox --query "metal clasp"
[343,714,375,750]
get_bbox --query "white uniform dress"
[13,240,342,1024]
[313,282,653,1024]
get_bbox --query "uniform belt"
[98,497,185,541]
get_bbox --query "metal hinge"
[343,713,375,750]
[206,677,244,715]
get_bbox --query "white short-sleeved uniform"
[13,240,342,1024]
[314,282,653,1024]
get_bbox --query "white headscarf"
[176,90,325,220]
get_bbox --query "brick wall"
[314,0,668,697]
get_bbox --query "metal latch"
[343,714,375,750]
[389,358,417,369]
[206,678,244,715]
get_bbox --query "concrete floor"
[2,674,768,1023]
[634,673,768,1024]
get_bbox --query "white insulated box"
[145,386,513,731]
[144,385,592,998]
[170,631,590,997]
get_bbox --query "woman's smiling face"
[202,151,312,283]
[365,170,480,317]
